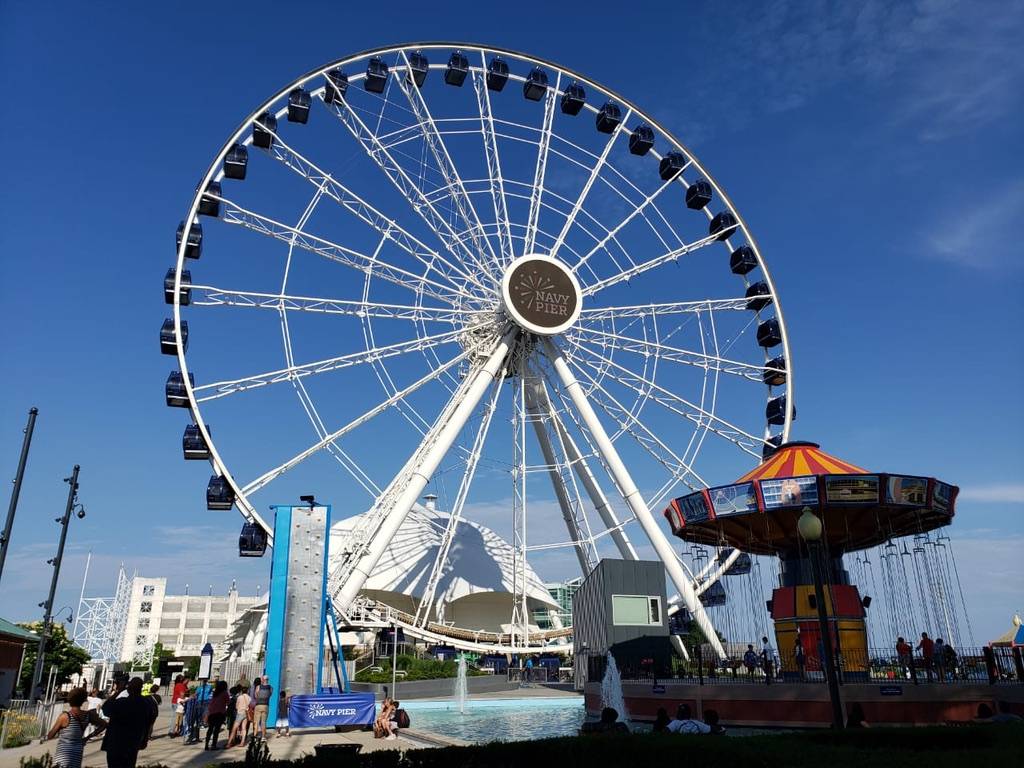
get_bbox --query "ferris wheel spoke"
[260,128,493,296]
[414,363,507,627]
[333,327,516,610]
[548,360,707,492]
[193,327,464,402]
[523,72,561,256]
[241,346,472,496]
[191,284,473,324]
[579,297,753,321]
[566,337,764,457]
[525,374,598,574]
[580,229,731,297]
[543,338,727,659]
[573,325,773,383]
[214,194,483,307]
[472,55,514,265]
[393,51,502,273]
[537,379,639,561]
[323,88,500,284]
[571,169,687,278]
[548,106,633,261]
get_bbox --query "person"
[101,677,157,768]
[184,687,203,745]
[581,707,629,734]
[227,685,251,748]
[846,703,870,728]
[794,636,807,681]
[975,702,1023,724]
[896,636,912,679]
[171,675,187,711]
[374,697,397,740]
[917,632,935,681]
[203,680,230,750]
[173,691,187,740]
[652,707,671,733]
[667,703,711,734]
[742,645,759,679]
[275,690,290,737]
[934,638,947,682]
[46,687,107,768]
[942,639,958,681]
[143,685,160,742]
[761,636,775,685]
[524,656,533,684]
[702,708,726,735]
[252,676,273,741]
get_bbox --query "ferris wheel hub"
[500,255,582,336]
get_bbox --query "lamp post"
[0,407,39,585]
[797,507,844,730]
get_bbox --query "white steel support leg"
[335,329,516,609]
[538,381,639,561]
[525,379,595,575]
[544,339,727,659]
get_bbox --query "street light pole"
[798,507,844,730]
[31,465,80,698]
[0,407,39,585]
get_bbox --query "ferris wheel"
[163,43,794,657]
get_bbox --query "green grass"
[354,654,486,683]
[215,725,1024,768]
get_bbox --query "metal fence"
[587,645,1024,687]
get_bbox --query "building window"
[138,617,150,629]
[142,585,155,596]
[611,594,662,626]
[140,601,152,613]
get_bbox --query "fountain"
[599,651,630,730]
[454,653,469,714]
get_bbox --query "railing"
[586,645,1024,687]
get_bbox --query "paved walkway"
[0,706,428,768]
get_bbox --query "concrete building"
[534,577,584,629]
[121,578,260,660]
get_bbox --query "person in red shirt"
[895,637,912,680]
[170,675,188,736]
[917,632,935,681]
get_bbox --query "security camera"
[77,508,86,519]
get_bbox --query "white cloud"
[924,182,1024,269]
[957,483,1024,503]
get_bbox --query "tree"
[150,642,175,677]
[17,622,90,696]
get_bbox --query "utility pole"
[0,407,39,584]
[31,465,81,698]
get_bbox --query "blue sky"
[1,1,1021,645]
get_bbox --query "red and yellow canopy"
[736,441,866,483]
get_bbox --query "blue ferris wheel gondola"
[239,522,268,557]
[698,581,727,607]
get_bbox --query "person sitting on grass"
[846,703,870,729]
[702,709,726,735]
[975,703,1023,724]
[667,703,711,735]
[652,707,671,733]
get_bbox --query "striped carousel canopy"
[735,441,866,483]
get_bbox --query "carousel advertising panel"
[824,475,879,504]
[760,476,819,509]
[678,492,711,524]
[932,481,953,512]
[708,482,758,517]
[885,476,928,506]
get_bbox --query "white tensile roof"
[330,506,559,614]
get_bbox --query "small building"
[0,618,36,705]
[572,559,671,689]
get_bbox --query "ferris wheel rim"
[169,42,795,653]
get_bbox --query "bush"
[5,712,40,749]
[354,656,486,683]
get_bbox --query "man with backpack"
[251,676,273,741]
[742,645,759,680]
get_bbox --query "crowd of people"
[41,672,287,767]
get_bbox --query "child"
[275,690,290,737]
[174,689,188,740]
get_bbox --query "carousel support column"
[545,338,727,659]
[798,507,844,730]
